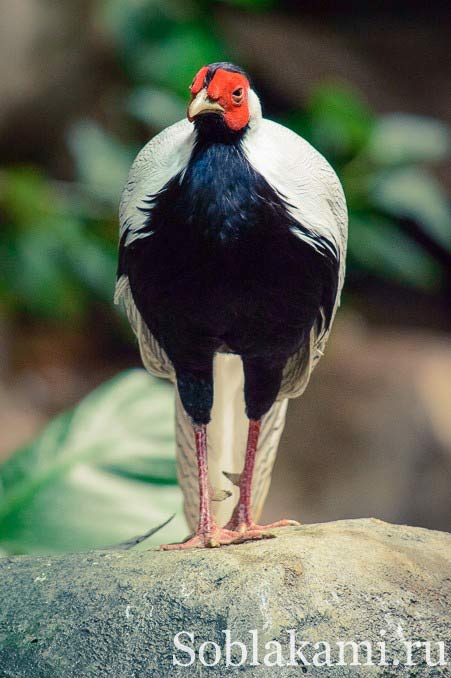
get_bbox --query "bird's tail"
[175,353,288,532]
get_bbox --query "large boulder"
[0,519,449,676]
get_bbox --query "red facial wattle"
[207,70,250,131]
[188,67,250,131]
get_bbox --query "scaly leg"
[225,419,300,534]
[161,424,269,549]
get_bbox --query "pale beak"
[188,88,225,120]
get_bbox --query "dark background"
[0,0,449,552]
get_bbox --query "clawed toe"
[257,519,300,530]
[160,525,272,550]
[226,517,300,533]
[159,519,299,550]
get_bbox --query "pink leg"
[161,425,269,550]
[226,419,300,534]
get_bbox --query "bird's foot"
[160,524,274,550]
[226,518,300,535]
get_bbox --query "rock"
[0,519,450,676]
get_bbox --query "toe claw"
[160,518,299,550]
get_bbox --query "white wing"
[119,118,194,245]
[243,118,347,260]
[115,119,195,379]
[242,118,348,398]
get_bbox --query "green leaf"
[62,232,117,306]
[128,86,187,129]
[67,121,135,205]
[0,222,117,319]
[0,221,89,320]
[0,167,63,224]
[370,167,451,252]
[0,165,118,318]
[366,114,450,166]
[307,84,374,160]
[348,212,441,290]
[98,0,183,60]
[133,23,225,95]
[0,371,187,555]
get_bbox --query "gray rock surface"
[0,519,450,676]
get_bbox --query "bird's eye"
[232,87,244,103]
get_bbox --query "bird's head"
[187,62,261,133]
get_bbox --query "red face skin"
[188,67,251,131]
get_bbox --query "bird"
[115,62,347,549]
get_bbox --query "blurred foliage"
[0,0,449,556]
[0,166,119,320]
[0,0,449,325]
[0,370,186,555]
[284,90,450,290]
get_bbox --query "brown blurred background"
[0,1,450,552]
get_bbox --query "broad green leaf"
[67,121,135,205]
[366,114,450,166]
[0,371,187,555]
[370,167,451,252]
[348,213,441,290]
[128,86,187,129]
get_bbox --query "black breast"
[120,116,339,364]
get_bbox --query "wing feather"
[115,118,195,379]
[115,275,174,380]
[119,118,194,245]
[242,118,348,398]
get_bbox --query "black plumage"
[119,114,339,424]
